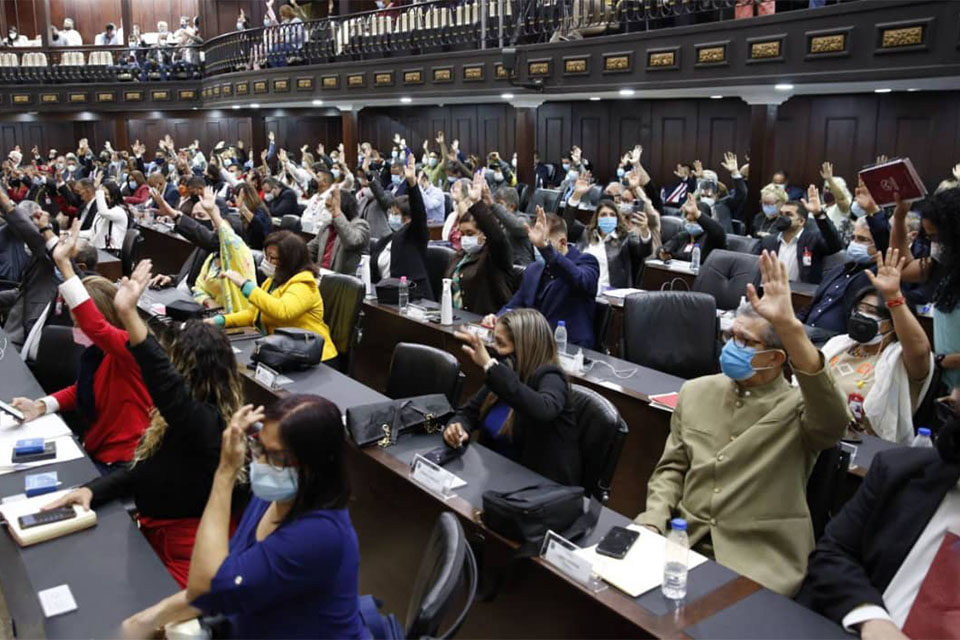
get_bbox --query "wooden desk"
[95,249,122,281]
[138,224,194,276]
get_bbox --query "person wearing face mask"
[659,162,698,215]
[55,18,83,46]
[232,182,273,251]
[752,187,843,285]
[443,308,581,485]
[485,151,515,187]
[3,26,26,47]
[123,170,150,205]
[441,177,472,250]
[42,259,245,587]
[305,183,370,275]
[10,221,151,472]
[444,175,513,315]
[418,169,445,224]
[797,388,960,640]
[557,155,584,207]
[578,199,656,294]
[192,189,257,312]
[753,183,788,237]
[121,395,367,640]
[635,251,849,596]
[492,185,534,266]
[370,155,434,300]
[819,161,854,244]
[261,177,299,218]
[798,185,891,343]
[357,151,399,239]
[658,192,727,264]
[692,153,746,234]
[820,255,933,443]
[484,207,599,349]
[83,181,129,251]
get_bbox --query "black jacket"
[0,202,58,348]
[661,212,726,263]
[444,202,515,316]
[797,448,960,626]
[266,186,300,218]
[85,335,227,518]
[453,362,581,487]
[371,181,433,300]
[753,215,843,284]
[173,215,220,288]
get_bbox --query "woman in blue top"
[121,395,367,640]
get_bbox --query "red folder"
[648,392,679,411]
[858,157,927,207]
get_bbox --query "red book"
[858,157,927,207]
[648,392,679,411]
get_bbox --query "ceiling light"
[774,83,794,91]
[710,95,723,99]
[589,96,601,101]
[874,88,892,94]
[501,92,514,100]
[231,105,240,110]
[400,96,412,104]
[619,88,635,97]
[312,99,323,106]
[250,103,260,109]
[907,88,920,92]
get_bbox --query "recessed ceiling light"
[710,95,723,99]
[619,88,635,97]
[231,105,240,110]
[312,99,323,106]
[250,103,260,109]
[589,96,601,101]
[874,88,892,94]
[400,96,413,104]
[501,92,515,100]
[774,83,794,91]
[907,88,920,92]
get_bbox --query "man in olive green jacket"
[635,251,850,596]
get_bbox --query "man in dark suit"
[263,177,300,218]
[753,187,843,285]
[797,399,960,639]
[485,208,599,349]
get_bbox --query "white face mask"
[264,192,275,202]
[461,235,483,254]
[259,260,276,277]
[930,241,943,262]
[700,196,716,208]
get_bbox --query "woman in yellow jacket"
[211,230,338,363]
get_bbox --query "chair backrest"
[121,228,142,276]
[822,250,847,274]
[425,244,456,303]
[725,233,758,254]
[593,298,612,354]
[806,445,852,540]
[386,342,463,404]
[622,291,718,379]
[525,188,562,214]
[443,192,453,215]
[280,214,302,232]
[319,272,364,370]
[405,512,477,640]
[572,384,628,503]
[32,326,84,394]
[731,219,746,235]
[692,249,760,311]
[659,215,684,245]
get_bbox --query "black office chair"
[386,342,464,405]
[425,244,457,303]
[573,385,628,503]
[510,263,527,291]
[659,215,684,246]
[525,188,562,214]
[319,272,364,373]
[621,291,719,379]
[120,228,142,276]
[593,299,612,354]
[725,233,758,254]
[822,250,847,274]
[30,326,83,394]
[692,249,760,311]
[280,214,302,232]
[581,185,603,211]
[515,182,529,209]
[731,219,746,235]
[806,445,852,540]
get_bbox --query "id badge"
[848,392,865,421]
[802,248,813,267]
[683,243,694,254]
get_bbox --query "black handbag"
[249,328,325,372]
[345,394,453,448]
[165,299,205,321]
[481,484,601,556]
[375,277,423,305]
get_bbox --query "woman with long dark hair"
[85,178,129,250]
[121,394,366,639]
[44,258,245,587]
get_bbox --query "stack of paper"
[0,490,97,547]
[0,414,85,476]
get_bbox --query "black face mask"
[197,219,214,230]
[847,313,880,344]
[772,216,792,232]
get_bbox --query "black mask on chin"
[772,216,792,232]
[847,313,880,344]
[197,219,214,231]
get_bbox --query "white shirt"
[81,190,128,250]
[584,231,613,295]
[843,479,960,630]
[94,32,119,46]
[59,28,83,47]
[378,241,392,280]
[777,228,803,281]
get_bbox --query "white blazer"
[83,190,129,250]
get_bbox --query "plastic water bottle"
[911,427,934,448]
[554,321,568,356]
[690,244,701,274]
[398,276,409,314]
[662,518,689,601]
[440,278,453,325]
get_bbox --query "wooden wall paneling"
[875,93,956,190]
[694,98,751,180]
[570,102,610,180]
[0,124,20,153]
[804,95,878,191]
[50,0,122,44]
[773,96,811,190]
[4,0,42,41]
[449,105,478,161]
[609,101,652,181]
[131,0,199,35]
[199,0,260,39]
[649,100,700,186]
[536,102,572,169]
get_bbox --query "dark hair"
[851,286,892,322]
[74,242,98,271]
[76,178,94,192]
[102,181,124,208]
[494,185,519,210]
[394,195,410,218]
[916,187,960,312]
[265,394,350,523]
[129,170,145,185]
[773,169,789,179]
[315,168,333,186]
[263,230,316,285]
[545,212,567,238]
[186,176,205,190]
[264,177,282,190]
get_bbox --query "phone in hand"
[0,399,26,423]
[596,526,640,560]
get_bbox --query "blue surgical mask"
[391,174,402,185]
[428,157,438,168]
[388,213,402,230]
[562,163,571,172]
[762,204,779,218]
[846,241,874,264]
[391,150,399,160]
[249,461,298,502]
[850,202,867,218]
[719,340,779,381]
[616,168,626,178]
[684,223,703,237]
[128,180,137,190]
[461,235,483,254]
[447,175,457,183]
[331,168,340,179]
[263,17,273,27]
[597,216,617,235]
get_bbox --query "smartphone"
[0,399,26,423]
[18,507,77,530]
[11,441,56,464]
[596,526,640,560]
[423,444,466,467]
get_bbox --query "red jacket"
[52,294,152,463]
[123,183,150,205]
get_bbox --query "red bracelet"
[885,295,906,309]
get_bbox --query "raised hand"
[454,328,491,369]
[875,154,888,165]
[745,250,795,326]
[201,186,217,215]
[404,152,416,185]
[525,205,549,248]
[114,259,153,316]
[721,152,739,174]
[820,161,834,181]
[866,248,905,301]
[693,159,704,178]
[467,171,483,203]
[953,163,960,182]
[52,219,81,265]
[435,131,444,145]
[801,184,822,216]
[682,193,700,219]
[572,171,592,197]
[267,131,275,143]
[855,179,878,214]
[221,405,265,474]
[278,148,288,163]
[328,184,342,217]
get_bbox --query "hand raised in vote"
[745,250,795,327]
[865,248,905,301]
[41,487,93,512]
[455,328,492,369]
[443,422,468,448]
[525,205,549,249]
[222,404,265,474]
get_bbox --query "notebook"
[0,490,97,547]
[858,157,927,207]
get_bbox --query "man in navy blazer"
[753,188,843,284]
[484,208,599,348]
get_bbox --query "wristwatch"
[38,225,53,234]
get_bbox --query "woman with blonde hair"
[753,182,789,238]
[45,258,244,587]
[443,308,582,486]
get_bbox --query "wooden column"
[341,107,359,169]
[113,116,129,152]
[746,102,778,233]
[511,98,542,189]
[250,112,266,157]
[38,0,52,47]
[120,0,132,45]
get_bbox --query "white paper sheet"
[0,435,85,476]
[576,524,708,597]
[0,413,72,440]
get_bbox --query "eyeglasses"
[720,331,763,350]
[851,234,874,245]
[246,433,294,470]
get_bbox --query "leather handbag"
[346,394,453,448]
[165,299,206,321]
[375,277,423,305]
[249,328,325,372]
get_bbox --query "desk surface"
[0,330,177,639]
